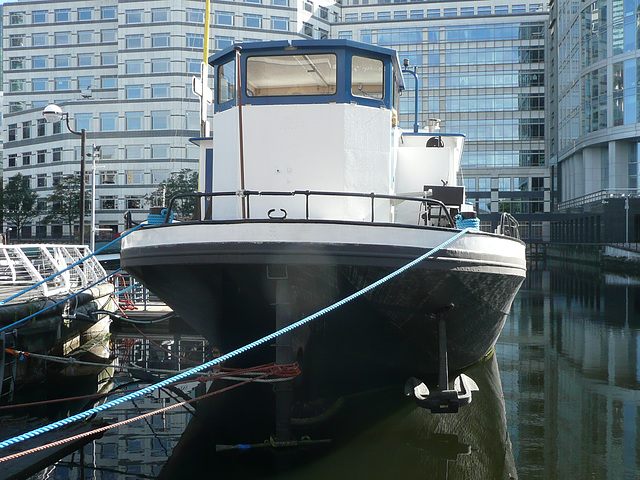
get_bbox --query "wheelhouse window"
[246,54,337,97]
[217,59,236,104]
[351,55,384,100]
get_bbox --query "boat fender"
[267,208,287,220]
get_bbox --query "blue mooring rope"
[0,268,122,334]
[0,224,143,308]
[0,227,472,451]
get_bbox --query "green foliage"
[43,175,90,235]
[3,173,38,239]
[145,169,199,219]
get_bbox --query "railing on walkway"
[0,245,107,305]
[557,189,638,210]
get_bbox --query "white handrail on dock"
[0,245,107,305]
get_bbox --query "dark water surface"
[4,261,640,479]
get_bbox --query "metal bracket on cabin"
[405,313,479,413]
[267,208,288,220]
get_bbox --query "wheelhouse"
[210,40,404,113]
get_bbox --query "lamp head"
[42,104,64,123]
[403,58,409,68]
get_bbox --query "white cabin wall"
[210,103,393,221]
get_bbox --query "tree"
[3,173,39,239]
[43,175,90,238]
[145,169,198,219]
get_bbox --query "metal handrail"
[497,212,521,239]
[165,190,456,227]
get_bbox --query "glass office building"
[3,0,550,240]
[548,0,640,242]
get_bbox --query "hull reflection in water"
[160,353,517,480]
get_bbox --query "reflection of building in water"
[498,265,640,479]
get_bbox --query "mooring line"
[0,228,471,451]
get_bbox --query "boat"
[120,40,526,437]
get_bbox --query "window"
[32,10,47,23]
[10,79,26,92]
[102,76,117,88]
[55,32,71,45]
[361,12,374,20]
[378,11,391,20]
[344,13,358,21]
[152,58,170,73]
[478,178,490,191]
[187,34,204,49]
[187,58,200,73]
[394,11,407,19]
[217,59,235,103]
[100,146,117,161]
[101,196,117,209]
[532,177,544,191]
[186,8,205,23]
[318,28,328,40]
[319,7,329,19]
[247,54,337,97]
[10,57,25,70]
[444,8,457,16]
[273,0,288,5]
[55,9,71,22]
[477,6,491,15]
[152,84,170,98]
[338,31,353,40]
[78,54,93,67]
[151,145,170,158]
[246,0,262,4]
[78,76,94,90]
[152,171,170,183]
[126,111,144,130]
[37,119,46,136]
[304,1,313,12]
[499,177,511,191]
[22,152,32,166]
[9,102,25,113]
[53,148,63,162]
[53,122,62,135]
[512,4,526,13]
[126,60,144,74]
[186,111,199,129]
[33,56,47,69]
[410,10,423,18]
[216,36,234,50]
[303,22,313,37]
[11,12,26,24]
[151,111,170,130]
[244,14,261,28]
[55,55,71,68]
[126,85,144,99]
[427,8,440,17]
[78,7,93,21]
[37,174,47,188]
[100,113,118,131]
[32,33,47,46]
[33,78,47,91]
[102,53,117,65]
[22,122,32,140]
[125,171,145,184]
[10,34,25,47]
[352,56,383,99]
[55,77,71,90]
[101,171,117,185]
[152,33,170,48]
[8,155,17,167]
[152,8,169,22]
[126,197,143,209]
[126,145,144,159]
[495,5,508,14]
[101,29,117,43]
[272,17,288,31]
[101,6,117,19]
[126,35,144,49]
[217,11,234,25]
[77,30,93,43]
[126,10,143,24]
[37,150,46,164]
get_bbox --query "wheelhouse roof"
[209,39,405,90]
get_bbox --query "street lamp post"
[43,104,86,245]
[90,144,101,252]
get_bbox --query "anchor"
[405,308,479,413]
